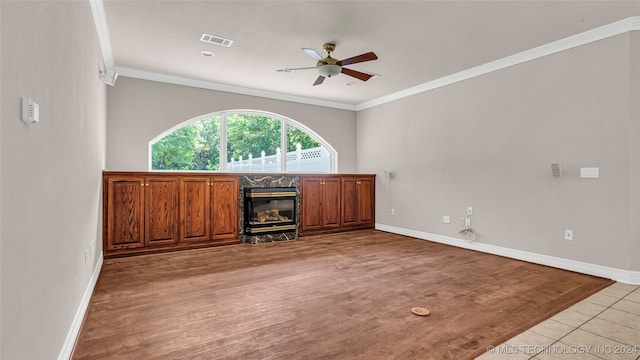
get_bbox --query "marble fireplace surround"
[238,175,300,244]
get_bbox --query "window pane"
[226,114,281,172]
[151,116,221,170]
[150,111,335,173]
[286,124,330,173]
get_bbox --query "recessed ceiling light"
[200,50,214,57]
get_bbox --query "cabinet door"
[357,177,375,225]
[145,177,179,246]
[341,177,359,227]
[322,177,341,229]
[301,177,323,232]
[106,176,145,250]
[181,177,210,243]
[211,177,239,240]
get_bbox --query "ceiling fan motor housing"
[322,43,336,54]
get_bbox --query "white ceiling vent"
[200,33,233,47]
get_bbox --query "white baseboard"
[57,253,104,360]
[375,223,640,285]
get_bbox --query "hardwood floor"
[72,230,613,360]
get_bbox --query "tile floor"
[476,282,640,360]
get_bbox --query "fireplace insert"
[244,187,297,235]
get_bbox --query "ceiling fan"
[278,43,378,86]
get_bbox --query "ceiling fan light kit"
[280,42,378,86]
[318,64,342,78]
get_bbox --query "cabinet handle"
[145,183,149,187]
[140,183,144,187]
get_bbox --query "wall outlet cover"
[564,230,573,240]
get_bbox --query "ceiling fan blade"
[337,52,378,66]
[303,48,324,61]
[276,67,317,73]
[313,75,325,86]
[341,68,373,82]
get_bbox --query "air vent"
[200,33,233,47]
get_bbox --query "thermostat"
[22,98,39,124]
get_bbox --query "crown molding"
[89,1,640,112]
[89,0,354,110]
[356,16,640,111]
[114,67,357,111]
[89,0,115,75]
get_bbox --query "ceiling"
[101,1,640,108]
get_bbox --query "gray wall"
[631,32,640,272]
[0,1,3,356]
[106,77,358,173]
[1,1,106,358]
[357,33,638,271]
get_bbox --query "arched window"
[150,110,336,173]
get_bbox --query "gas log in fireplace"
[244,187,297,235]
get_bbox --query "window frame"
[148,109,337,173]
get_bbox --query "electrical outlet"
[564,230,573,241]
[390,208,395,215]
[467,206,473,215]
[443,215,450,224]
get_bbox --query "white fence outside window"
[226,144,330,173]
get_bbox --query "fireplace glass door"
[244,188,297,234]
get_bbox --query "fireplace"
[244,187,297,235]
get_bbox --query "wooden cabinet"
[181,176,238,243]
[300,174,374,236]
[104,172,239,257]
[105,176,178,252]
[181,176,210,243]
[341,176,375,228]
[104,172,374,256]
[300,176,341,234]
[211,177,239,239]
[146,177,180,246]
[105,176,146,250]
